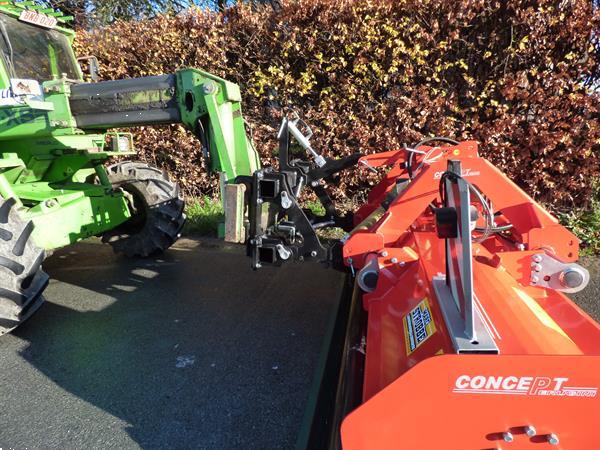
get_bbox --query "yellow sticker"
[403,298,436,355]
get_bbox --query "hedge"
[75,0,600,210]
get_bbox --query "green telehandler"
[0,1,358,335]
[0,2,267,333]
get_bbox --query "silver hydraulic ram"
[278,111,327,168]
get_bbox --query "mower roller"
[0,3,598,449]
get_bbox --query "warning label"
[403,299,436,355]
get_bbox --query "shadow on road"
[8,238,344,449]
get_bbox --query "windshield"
[0,13,79,82]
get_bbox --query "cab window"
[0,13,79,82]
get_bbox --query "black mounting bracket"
[242,119,360,269]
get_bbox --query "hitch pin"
[348,258,355,277]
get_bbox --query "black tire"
[102,161,185,257]
[0,198,48,335]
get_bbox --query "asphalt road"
[0,238,346,450]
[0,239,596,450]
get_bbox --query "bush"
[558,180,600,254]
[75,0,599,209]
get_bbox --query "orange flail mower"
[304,139,599,450]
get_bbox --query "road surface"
[0,238,345,449]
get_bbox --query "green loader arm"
[178,69,261,181]
[68,69,262,182]
[68,69,263,243]
[0,69,261,182]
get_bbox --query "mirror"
[76,55,99,82]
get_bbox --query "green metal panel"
[22,184,132,249]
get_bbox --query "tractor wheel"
[0,198,48,335]
[102,161,185,257]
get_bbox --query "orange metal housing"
[340,142,600,449]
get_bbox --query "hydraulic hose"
[406,136,459,179]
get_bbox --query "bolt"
[517,243,526,251]
[533,254,542,263]
[547,434,559,445]
[44,199,57,208]
[533,263,542,272]
[256,172,263,179]
[399,261,406,267]
[257,198,263,204]
[311,181,318,187]
[202,82,217,95]
[531,275,539,283]
[502,432,514,443]
[255,263,262,269]
[380,251,388,257]
[524,426,536,437]
[347,257,353,264]
[310,251,317,257]
[391,257,398,264]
